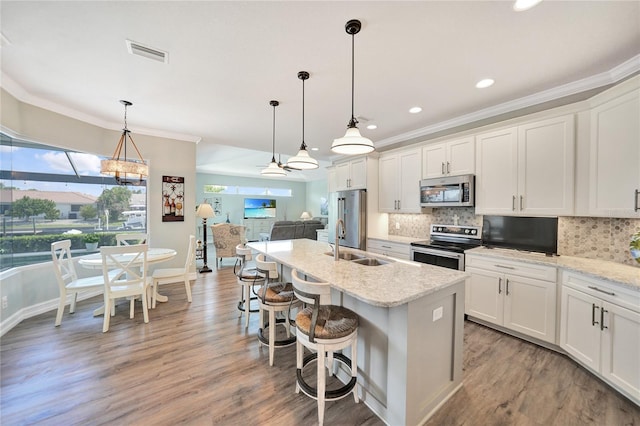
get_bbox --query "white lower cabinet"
[560,271,640,404]
[465,255,557,344]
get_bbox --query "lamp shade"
[331,126,375,155]
[287,148,319,170]
[261,160,287,176]
[300,211,312,220]
[196,203,215,218]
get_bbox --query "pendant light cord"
[351,32,355,123]
[301,76,306,149]
[272,103,277,162]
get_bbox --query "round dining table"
[78,247,177,314]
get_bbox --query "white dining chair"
[51,239,110,326]
[150,235,196,308]
[116,233,148,246]
[100,244,150,332]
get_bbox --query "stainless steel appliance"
[420,174,475,208]
[328,189,366,250]
[410,224,481,270]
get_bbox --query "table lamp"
[300,211,312,221]
[196,202,215,273]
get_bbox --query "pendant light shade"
[332,19,375,156]
[261,100,287,177]
[287,71,319,170]
[100,100,149,185]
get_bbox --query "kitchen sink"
[324,251,366,261]
[351,257,392,266]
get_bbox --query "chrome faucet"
[334,219,346,261]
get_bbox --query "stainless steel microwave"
[420,174,475,207]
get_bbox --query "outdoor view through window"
[0,133,147,271]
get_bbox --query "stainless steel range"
[410,224,482,270]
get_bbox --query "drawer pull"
[588,286,615,296]
[600,307,608,331]
[495,264,515,270]
[381,245,392,249]
[592,303,599,326]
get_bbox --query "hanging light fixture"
[100,100,149,185]
[331,19,375,155]
[261,100,287,177]
[287,71,319,170]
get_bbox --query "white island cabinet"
[247,239,467,425]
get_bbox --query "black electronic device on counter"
[482,216,558,255]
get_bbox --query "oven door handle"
[411,248,464,260]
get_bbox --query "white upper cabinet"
[333,157,367,191]
[475,115,575,216]
[588,86,640,217]
[422,137,475,179]
[379,148,421,213]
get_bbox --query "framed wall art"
[162,175,185,222]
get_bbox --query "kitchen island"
[247,239,468,425]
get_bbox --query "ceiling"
[1,1,639,182]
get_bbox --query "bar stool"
[234,243,261,329]
[291,269,359,426]
[255,253,300,366]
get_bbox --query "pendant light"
[261,100,286,177]
[100,100,149,185]
[332,19,375,155]
[287,71,319,170]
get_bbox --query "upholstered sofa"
[269,220,325,241]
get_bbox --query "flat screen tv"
[244,198,276,219]
[482,216,558,255]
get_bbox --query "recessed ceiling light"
[367,124,377,130]
[513,0,542,11]
[409,107,422,114]
[310,147,319,151]
[475,78,495,89]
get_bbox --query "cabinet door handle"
[441,162,445,175]
[592,303,599,326]
[446,162,450,174]
[635,189,639,212]
[587,286,615,296]
[494,264,515,270]
[498,277,502,294]
[600,307,608,331]
[512,195,516,211]
[520,195,524,210]
[397,200,401,210]
[506,279,510,296]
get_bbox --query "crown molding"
[375,54,640,148]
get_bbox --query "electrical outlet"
[432,306,443,322]
[395,222,400,230]
[1,296,7,309]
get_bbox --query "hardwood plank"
[2,267,639,425]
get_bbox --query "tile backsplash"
[389,210,640,266]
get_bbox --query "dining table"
[78,247,177,314]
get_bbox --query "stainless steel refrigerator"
[327,189,367,250]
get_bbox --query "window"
[0,133,147,271]
[204,184,292,197]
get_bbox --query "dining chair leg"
[70,293,78,313]
[184,277,192,302]
[152,280,158,309]
[55,291,66,326]
[103,298,111,333]
[142,289,149,323]
[129,298,135,319]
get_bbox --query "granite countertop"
[466,247,640,291]
[247,239,467,308]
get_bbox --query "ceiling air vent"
[126,39,168,64]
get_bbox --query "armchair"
[211,223,246,269]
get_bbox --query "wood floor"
[2,265,639,425]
